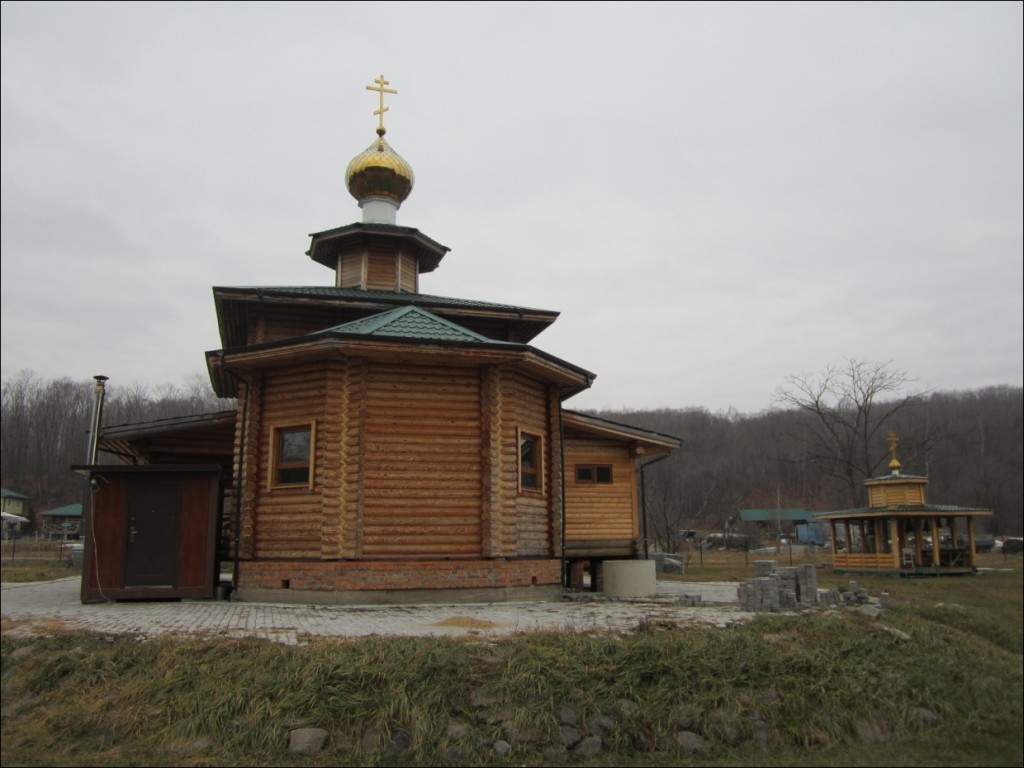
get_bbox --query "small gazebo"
[813,433,992,576]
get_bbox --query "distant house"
[1,487,29,519]
[41,503,83,539]
[1,488,30,538]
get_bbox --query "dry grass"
[2,564,1022,767]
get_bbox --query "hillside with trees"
[1,366,1020,544]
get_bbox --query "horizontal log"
[361,487,480,500]
[359,515,481,526]
[566,525,635,535]
[363,530,480,542]
[362,544,481,555]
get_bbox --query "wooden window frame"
[575,464,614,484]
[518,429,544,494]
[269,422,316,490]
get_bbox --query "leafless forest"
[2,363,1020,544]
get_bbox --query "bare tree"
[1,371,233,528]
[773,359,929,507]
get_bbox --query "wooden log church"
[81,77,678,604]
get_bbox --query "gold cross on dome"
[887,431,901,469]
[366,74,397,135]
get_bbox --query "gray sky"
[2,1,1021,414]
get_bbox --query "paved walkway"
[1,578,749,645]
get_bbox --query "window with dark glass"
[273,425,312,486]
[520,432,542,491]
[576,464,613,484]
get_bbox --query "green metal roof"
[316,305,515,345]
[812,504,992,520]
[42,503,82,518]
[740,509,812,522]
[1,487,29,500]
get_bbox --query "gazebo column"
[913,518,924,564]
[888,518,899,568]
[967,516,977,569]
[930,517,941,567]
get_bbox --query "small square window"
[575,464,613,484]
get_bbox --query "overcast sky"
[2,1,1021,414]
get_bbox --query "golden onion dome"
[345,130,415,205]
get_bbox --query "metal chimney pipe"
[86,375,109,465]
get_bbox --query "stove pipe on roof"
[86,375,108,465]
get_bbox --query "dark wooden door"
[123,477,181,588]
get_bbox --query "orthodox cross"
[887,431,901,470]
[366,74,397,136]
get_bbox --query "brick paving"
[1,578,749,645]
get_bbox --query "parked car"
[649,553,684,574]
[1001,537,1024,555]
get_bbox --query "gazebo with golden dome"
[813,433,992,576]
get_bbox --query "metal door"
[123,477,180,588]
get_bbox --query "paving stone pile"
[737,560,820,612]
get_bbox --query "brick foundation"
[235,558,562,604]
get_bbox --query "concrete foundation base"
[602,560,656,598]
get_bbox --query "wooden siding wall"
[564,437,637,542]
[350,246,419,293]
[249,366,326,559]
[366,251,397,291]
[338,253,364,288]
[398,252,417,293]
[869,483,926,507]
[498,370,556,558]
[247,306,338,345]
[361,362,483,558]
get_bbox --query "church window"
[271,423,314,488]
[519,431,543,492]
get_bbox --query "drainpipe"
[558,404,567,587]
[638,453,671,560]
[86,376,109,464]
[228,367,250,592]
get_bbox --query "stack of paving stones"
[839,581,891,608]
[737,561,821,612]
[676,594,703,607]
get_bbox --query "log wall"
[250,366,326,559]
[236,357,566,574]
[360,362,483,558]
[498,370,556,558]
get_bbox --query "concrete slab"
[1,577,748,646]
